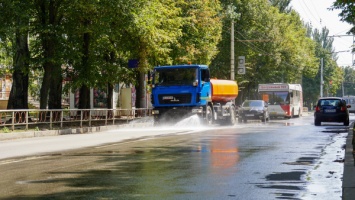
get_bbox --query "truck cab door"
[200,69,211,103]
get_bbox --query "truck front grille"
[158,94,192,104]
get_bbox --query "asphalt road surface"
[0,113,350,199]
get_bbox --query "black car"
[238,100,269,122]
[314,97,350,126]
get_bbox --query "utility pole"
[320,58,323,97]
[230,19,234,81]
[226,4,239,81]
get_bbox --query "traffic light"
[237,56,245,74]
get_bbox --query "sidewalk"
[343,122,355,199]
[0,122,152,141]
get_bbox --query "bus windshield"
[260,91,290,105]
[153,68,197,86]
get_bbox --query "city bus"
[258,83,303,118]
[342,96,355,113]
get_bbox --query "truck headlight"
[192,108,203,113]
[152,110,159,115]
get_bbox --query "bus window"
[260,91,289,105]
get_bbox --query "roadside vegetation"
[0,0,353,110]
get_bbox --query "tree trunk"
[78,84,90,109]
[48,65,62,109]
[78,28,91,110]
[140,71,147,108]
[107,83,113,118]
[40,66,51,109]
[135,71,141,108]
[107,83,113,109]
[7,29,29,110]
[38,0,63,110]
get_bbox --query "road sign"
[237,56,245,74]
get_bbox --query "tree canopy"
[0,0,345,109]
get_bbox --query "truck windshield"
[153,68,197,86]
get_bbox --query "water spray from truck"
[150,64,238,125]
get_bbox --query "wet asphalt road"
[0,114,350,199]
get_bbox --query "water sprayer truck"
[150,64,238,125]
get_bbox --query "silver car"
[238,100,270,122]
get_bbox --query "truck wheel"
[204,105,213,125]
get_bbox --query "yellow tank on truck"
[210,79,238,102]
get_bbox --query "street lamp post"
[226,4,239,81]
[231,19,234,81]
[320,58,323,97]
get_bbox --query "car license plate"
[246,114,254,117]
[324,109,336,113]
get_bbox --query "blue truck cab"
[151,64,238,125]
[151,64,211,124]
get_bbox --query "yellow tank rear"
[210,79,238,102]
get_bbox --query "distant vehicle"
[342,96,355,113]
[238,100,269,122]
[314,97,350,126]
[258,83,303,119]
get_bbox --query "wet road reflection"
[0,115,349,199]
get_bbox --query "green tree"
[211,0,318,103]
[31,0,69,109]
[0,0,31,110]
[331,2,355,35]
[270,0,292,13]
[170,0,222,64]
[302,26,341,106]
[338,66,355,96]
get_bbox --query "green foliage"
[211,0,318,101]
[0,0,345,108]
[336,66,355,96]
[331,1,355,35]
[270,0,292,13]
[169,0,223,64]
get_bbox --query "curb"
[0,122,153,141]
[343,121,355,199]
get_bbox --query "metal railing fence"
[0,108,152,131]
